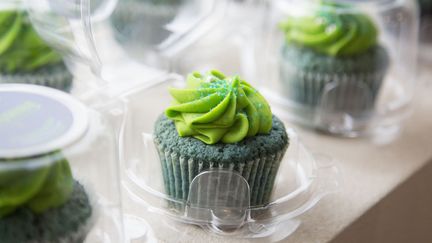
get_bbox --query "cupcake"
[0,11,73,92]
[111,0,182,47]
[154,70,289,209]
[278,2,390,118]
[0,152,93,243]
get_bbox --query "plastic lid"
[0,84,89,158]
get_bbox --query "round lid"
[0,84,89,158]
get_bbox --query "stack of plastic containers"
[1,0,419,241]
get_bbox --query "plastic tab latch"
[186,169,250,233]
[315,80,375,136]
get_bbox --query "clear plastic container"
[118,76,341,239]
[256,0,419,137]
[25,0,265,91]
[24,0,341,240]
[25,0,229,84]
[0,84,124,242]
[0,3,75,92]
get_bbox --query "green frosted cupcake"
[0,11,73,92]
[154,70,289,209]
[0,152,93,243]
[111,0,182,47]
[279,2,390,117]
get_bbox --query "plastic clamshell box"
[118,77,341,240]
[255,0,419,137]
[0,84,125,242]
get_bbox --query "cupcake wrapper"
[111,1,180,46]
[0,63,73,92]
[0,181,93,243]
[280,48,388,117]
[155,141,286,211]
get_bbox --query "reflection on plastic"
[186,170,250,232]
[259,0,418,138]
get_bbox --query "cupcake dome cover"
[166,70,272,144]
[279,2,378,56]
[0,86,88,218]
[0,11,62,73]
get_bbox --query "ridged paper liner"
[0,63,73,92]
[155,140,287,211]
[280,56,387,115]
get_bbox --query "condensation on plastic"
[117,77,341,239]
[255,0,419,137]
[0,84,125,243]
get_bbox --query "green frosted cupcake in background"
[0,11,73,92]
[278,2,390,118]
[111,0,183,47]
[154,70,289,209]
[0,152,93,243]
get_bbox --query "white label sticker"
[0,85,88,158]
[0,92,73,150]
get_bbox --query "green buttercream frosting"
[279,2,378,56]
[165,70,272,145]
[0,152,74,218]
[0,11,62,73]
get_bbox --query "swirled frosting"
[279,2,378,56]
[0,11,62,73]
[165,70,272,144]
[0,152,74,217]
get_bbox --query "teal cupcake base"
[154,115,289,211]
[0,62,73,92]
[280,44,390,118]
[111,1,181,47]
[0,181,93,243]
